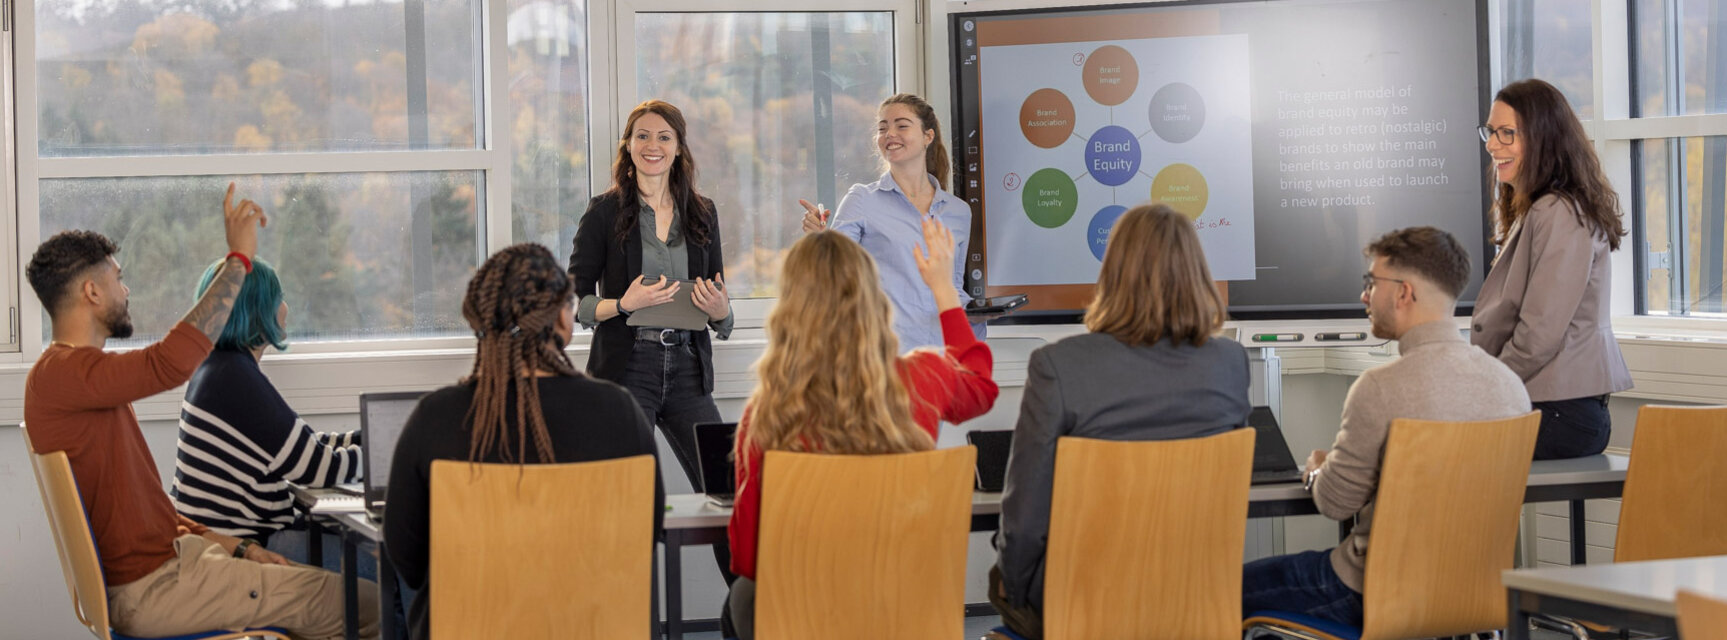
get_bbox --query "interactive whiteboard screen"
[951,0,1491,320]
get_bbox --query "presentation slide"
[951,0,1490,319]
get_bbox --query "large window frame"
[1491,0,1727,334]
[3,0,923,359]
[611,0,920,328]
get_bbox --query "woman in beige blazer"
[1472,78,1633,459]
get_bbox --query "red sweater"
[25,323,214,586]
[727,309,997,579]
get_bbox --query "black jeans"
[620,339,721,485]
[619,338,738,592]
[1532,395,1612,460]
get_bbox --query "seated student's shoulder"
[540,374,641,414]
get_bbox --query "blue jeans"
[1242,549,1363,627]
[1532,395,1612,460]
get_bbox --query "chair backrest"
[1678,589,1727,640]
[1359,411,1539,640]
[429,455,656,639]
[754,447,976,640]
[1042,429,1255,640]
[1614,405,1727,563]
[22,424,116,640]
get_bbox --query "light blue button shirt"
[831,172,978,350]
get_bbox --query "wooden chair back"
[23,425,117,640]
[754,447,976,640]
[1679,589,1727,640]
[1360,411,1539,640]
[1614,405,1727,562]
[1042,429,1255,640]
[429,455,655,639]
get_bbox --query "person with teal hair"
[169,257,365,566]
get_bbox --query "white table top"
[1504,555,1727,617]
[665,453,1628,531]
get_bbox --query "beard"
[1367,309,1394,340]
[102,303,135,339]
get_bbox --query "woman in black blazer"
[570,99,733,491]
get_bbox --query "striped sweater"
[171,349,363,538]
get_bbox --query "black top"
[569,191,725,392]
[382,375,664,640]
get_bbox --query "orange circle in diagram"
[1150,163,1209,219]
[1019,89,1076,149]
[1083,45,1139,106]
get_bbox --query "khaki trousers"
[107,534,379,640]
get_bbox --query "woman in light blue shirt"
[800,93,977,350]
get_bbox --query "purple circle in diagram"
[1085,125,1140,187]
[1088,205,1128,260]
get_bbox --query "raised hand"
[692,273,731,321]
[222,181,268,259]
[798,199,830,234]
[619,275,680,314]
[912,216,962,311]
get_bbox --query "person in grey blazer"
[989,204,1251,640]
[1474,78,1632,460]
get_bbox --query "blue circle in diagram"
[1088,205,1128,260]
[1085,125,1140,186]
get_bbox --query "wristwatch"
[233,538,258,559]
[1302,468,1321,492]
[615,299,632,318]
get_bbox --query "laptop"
[359,391,429,518]
[967,430,1013,492]
[1247,406,1305,485]
[695,422,738,507]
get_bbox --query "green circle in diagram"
[1022,168,1079,229]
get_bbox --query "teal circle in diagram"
[1148,82,1206,143]
[1022,169,1079,229]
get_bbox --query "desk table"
[659,454,1626,640]
[1504,555,1727,639]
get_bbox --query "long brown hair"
[461,243,579,464]
[879,93,952,191]
[1490,79,1625,250]
[607,100,714,248]
[738,231,932,465]
[1085,204,1226,347]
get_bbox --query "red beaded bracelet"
[226,251,253,274]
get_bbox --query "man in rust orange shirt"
[24,183,379,640]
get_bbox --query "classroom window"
[1633,0,1727,117]
[508,0,592,261]
[633,11,895,297]
[1637,136,1727,317]
[1500,0,1595,118]
[40,173,486,344]
[34,0,480,156]
[29,0,509,348]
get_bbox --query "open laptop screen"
[359,391,428,509]
[695,422,737,499]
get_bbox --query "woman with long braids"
[723,219,998,639]
[1472,78,1632,459]
[384,243,662,640]
[570,99,731,495]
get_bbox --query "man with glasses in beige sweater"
[1240,226,1531,627]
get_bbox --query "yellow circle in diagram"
[1149,164,1209,219]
